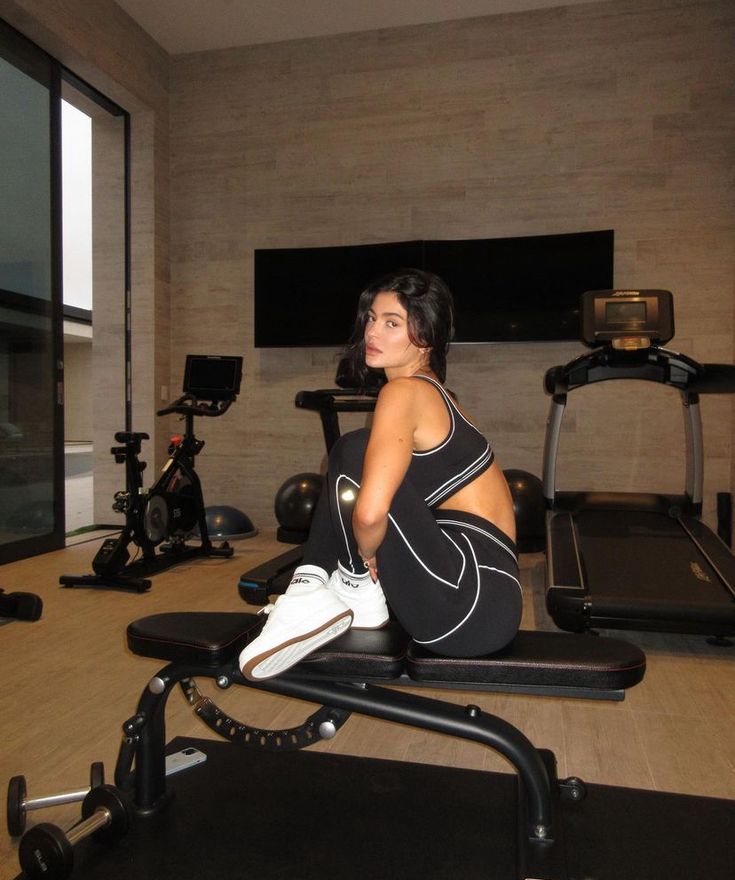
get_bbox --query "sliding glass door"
[0,20,64,563]
[1,19,131,562]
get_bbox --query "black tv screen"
[253,230,613,347]
[254,240,424,347]
[426,230,614,342]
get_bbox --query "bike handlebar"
[156,393,235,419]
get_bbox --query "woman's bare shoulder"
[382,377,450,423]
[378,376,418,397]
[380,375,443,401]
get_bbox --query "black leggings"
[304,429,522,657]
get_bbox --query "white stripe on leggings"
[414,533,482,644]
[435,518,517,563]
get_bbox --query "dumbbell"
[18,784,130,880]
[7,761,104,836]
[0,588,42,621]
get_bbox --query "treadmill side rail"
[678,516,735,602]
[546,512,584,591]
[546,511,588,633]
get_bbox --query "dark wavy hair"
[342,269,455,386]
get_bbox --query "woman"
[240,269,521,680]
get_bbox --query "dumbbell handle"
[23,788,90,812]
[66,807,111,846]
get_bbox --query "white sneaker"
[239,582,353,680]
[327,562,390,629]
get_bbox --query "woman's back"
[383,375,516,542]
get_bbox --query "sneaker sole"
[241,611,353,680]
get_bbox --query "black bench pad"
[407,631,646,690]
[128,612,264,667]
[295,621,408,678]
[127,612,645,692]
[127,613,408,678]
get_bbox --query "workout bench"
[117,611,645,880]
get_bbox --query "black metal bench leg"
[117,663,185,815]
[119,665,565,877]
[245,674,556,839]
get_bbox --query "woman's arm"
[353,379,417,575]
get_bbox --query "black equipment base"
[72,736,734,880]
[60,543,233,593]
[59,573,152,592]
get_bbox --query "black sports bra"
[407,375,494,508]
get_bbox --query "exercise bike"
[60,355,243,593]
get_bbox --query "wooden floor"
[1,530,734,878]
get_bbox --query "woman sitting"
[240,269,521,680]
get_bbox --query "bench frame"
[115,612,646,880]
[117,660,574,879]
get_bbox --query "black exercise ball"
[503,469,546,553]
[274,472,324,543]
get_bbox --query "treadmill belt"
[575,510,735,620]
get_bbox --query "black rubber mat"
[59,737,734,880]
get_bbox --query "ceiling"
[115,0,606,55]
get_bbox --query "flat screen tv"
[254,240,424,347]
[253,230,613,347]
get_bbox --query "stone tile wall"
[170,0,735,530]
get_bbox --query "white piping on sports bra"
[407,375,494,506]
[411,375,479,457]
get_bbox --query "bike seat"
[114,431,150,444]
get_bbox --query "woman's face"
[364,291,426,377]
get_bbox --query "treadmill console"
[581,289,674,349]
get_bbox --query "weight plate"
[81,784,130,839]
[7,774,27,837]
[19,822,73,880]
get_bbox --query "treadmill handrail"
[690,363,735,394]
[544,345,704,395]
[295,388,379,413]
[542,345,710,507]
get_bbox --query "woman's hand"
[361,555,379,583]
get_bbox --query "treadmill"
[544,289,735,638]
